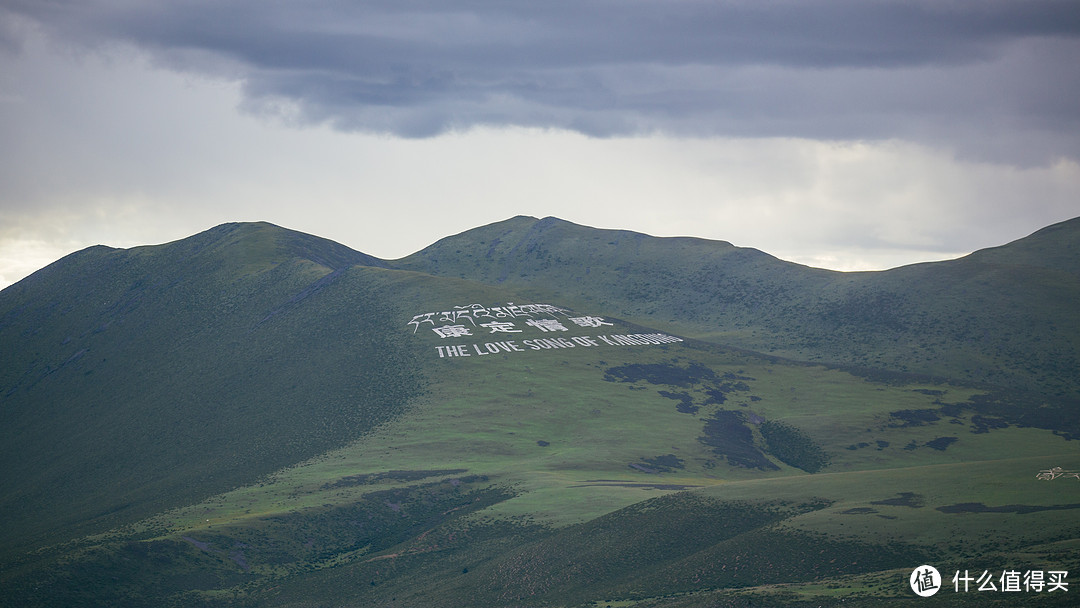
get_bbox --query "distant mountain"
[398,215,1080,399]
[2,217,1078,607]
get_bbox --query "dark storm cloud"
[6,0,1080,158]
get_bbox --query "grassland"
[2,219,1078,606]
[7,314,1076,606]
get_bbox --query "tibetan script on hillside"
[408,302,684,360]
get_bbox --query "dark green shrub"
[760,420,830,473]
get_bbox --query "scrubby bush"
[760,420,830,473]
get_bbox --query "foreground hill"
[1,218,1078,607]
[0,223,418,553]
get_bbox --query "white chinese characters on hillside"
[407,302,682,360]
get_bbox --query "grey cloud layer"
[6,0,1080,159]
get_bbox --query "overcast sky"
[2,1,1079,288]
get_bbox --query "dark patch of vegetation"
[889,408,941,427]
[603,363,756,419]
[890,389,1080,440]
[937,502,1080,515]
[971,414,1010,434]
[639,454,685,472]
[703,387,727,404]
[871,492,925,508]
[536,440,549,447]
[703,380,753,405]
[698,411,778,470]
[924,436,958,451]
[841,507,878,514]
[963,391,1080,439]
[759,420,830,473]
[658,390,698,414]
[720,379,753,392]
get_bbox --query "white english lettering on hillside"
[408,302,682,360]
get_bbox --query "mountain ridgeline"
[398,215,1080,399]
[1,216,1078,607]
[0,223,419,550]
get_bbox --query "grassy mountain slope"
[2,218,1079,606]
[396,215,1080,399]
[5,315,1077,606]
[0,223,418,554]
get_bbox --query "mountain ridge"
[394,214,1080,399]
[7,215,1078,401]
[14,214,1076,292]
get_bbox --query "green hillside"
[1,218,1078,607]
[0,223,417,554]
[397,215,1080,400]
